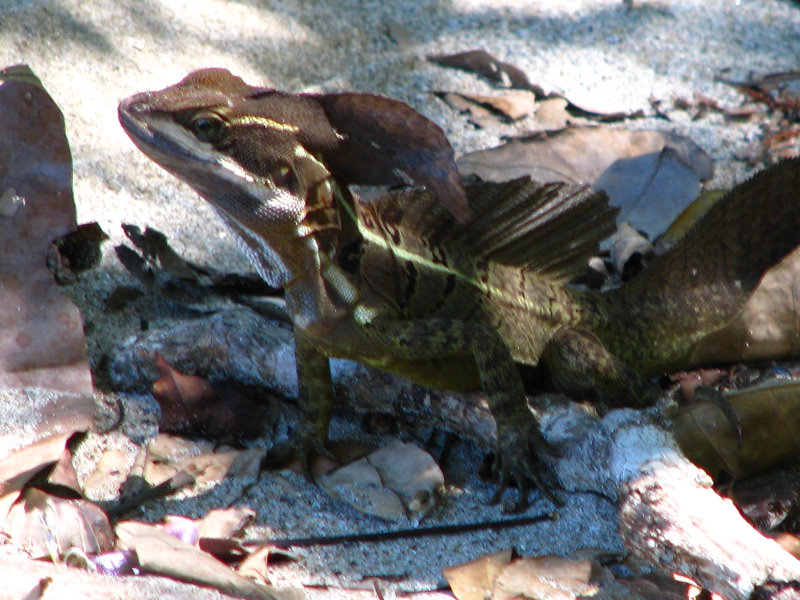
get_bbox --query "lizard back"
[352,177,618,365]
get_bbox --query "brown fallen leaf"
[43,442,82,497]
[5,487,115,559]
[435,90,538,123]
[428,49,544,93]
[115,521,299,600]
[458,126,712,187]
[83,449,131,500]
[492,555,602,600]
[723,70,800,111]
[238,545,298,587]
[442,549,513,600]
[0,434,73,499]
[197,506,256,562]
[144,433,265,491]
[458,127,712,241]
[152,354,271,440]
[318,440,444,521]
[689,244,800,365]
[673,380,800,481]
[0,65,92,395]
[530,97,571,131]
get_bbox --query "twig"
[106,470,196,519]
[246,512,556,548]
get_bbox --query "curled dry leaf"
[458,127,713,241]
[673,380,800,481]
[144,433,265,491]
[428,49,542,93]
[0,434,72,499]
[115,521,299,600]
[5,487,114,559]
[435,90,538,124]
[315,91,472,223]
[723,70,800,111]
[319,440,443,521]
[238,545,298,588]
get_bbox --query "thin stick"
[246,512,556,548]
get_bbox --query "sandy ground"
[3,0,800,597]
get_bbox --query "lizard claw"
[264,429,337,484]
[490,419,564,511]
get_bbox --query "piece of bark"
[108,308,800,598]
[545,404,800,600]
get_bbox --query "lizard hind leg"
[541,327,660,408]
[366,317,563,509]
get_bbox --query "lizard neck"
[283,181,363,337]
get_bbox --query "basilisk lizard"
[119,68,800,506]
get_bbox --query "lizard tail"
[601,157,800,375]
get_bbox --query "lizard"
[118,68,800,507]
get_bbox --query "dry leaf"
[48,221,108,283]
[595,146,702,239]
[83,449,131,500]
[5,487,114,559]
[152,354,270,439]
[0,434,72,498]
[315,91,472,223]
[144,434,265,490]
[689,244,800,365]
[436,90,537,123]
[197,507,256,562]
[530,97,571,131]
[43,442,82,497]
[0,65,91,394]
[198,506,256,541]
[442,549,513,600]
[673,380,800,480]
[458,126,712,188]
[319,440,443,521]
[725,70,800,111]
[492,555,601,600]
[115,521,298,600]
[428,49,542,93]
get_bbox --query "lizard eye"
[189,114,225,142]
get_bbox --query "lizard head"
[118,68,342,286]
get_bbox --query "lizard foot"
[490,419,563,511]
[264,432,337,484]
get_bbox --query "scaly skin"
[119,68,800,507]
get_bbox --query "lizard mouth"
[118,95,213,171]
